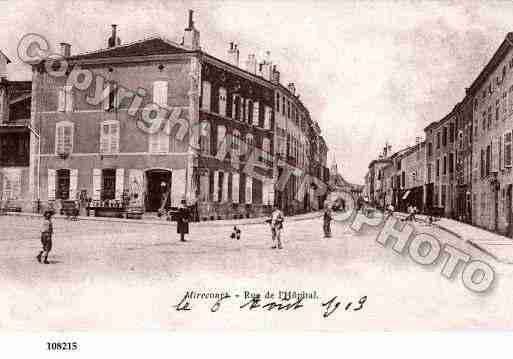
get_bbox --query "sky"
[2,0,513,184]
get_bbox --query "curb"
[1,210,323,228]
[466,240,499,261]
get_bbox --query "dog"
[230,226,241,240]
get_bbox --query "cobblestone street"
[0,214,512,331]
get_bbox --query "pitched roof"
[68,36,192,61]
[0,50,11,63]
[468,32,513,95]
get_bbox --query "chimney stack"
[258,51,272,80]
[245,54,257,74]
[60,42,71,57]
[287,82,296,95]
[108,24,121,48]
[228,42,240,67]
[183,10,200,50]
[272,65,280,84]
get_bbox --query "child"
[37,210,54,264]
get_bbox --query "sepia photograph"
[1,0,513,355]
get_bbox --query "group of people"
[35,202,341,263]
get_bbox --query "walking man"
[37,209,54,264]
[269,206,284,249]
[176,199,190,242]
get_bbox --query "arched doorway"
[145,169,172,212]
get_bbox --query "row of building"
[0,10,330,220]
[365,32,513,236]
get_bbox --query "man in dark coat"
[176,199,189,242]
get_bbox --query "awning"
[402,190,411,200]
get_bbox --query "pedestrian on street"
[323,204,333,238]
[176,199,190,242]
[268,206,284,249]
[386,203,395,220]
[37,209,54,264]
[412,205,418,222]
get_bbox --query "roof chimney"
[258,51,272,80]
[60,42,71,57]
[245,54,257,74]
[287,82,296,95]
[228,42,240,67]
[183,10,200,50]
[272,65,280,84]
[108,24,121,48]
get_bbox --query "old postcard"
[1,0,513,355]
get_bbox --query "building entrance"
[145,169,172,212]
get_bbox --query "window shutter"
[252,101,259,126]
[100,123,109,153]
[92,168,101,200]
[499,134,503,170]
[201,81,211,111]
[245,99,250,122]
[128,169,144,205]
[47,169,56,200]
[171,169,186,207]
[63,125,72,152]
[65,85,73,112]
[58,87,65,112]
[245,176,253,204]
[153,81,168,106]
[200,171,210,202]
[217,125,226,153]
[56,125,64,153]
[115,168,124,200]
[222,171,229,203]
[69,169,78,200]
[110,123,119,153]
[213,170,219,202]
[103,83,111,111]
[264,106,272,129]
[232,173,239,203]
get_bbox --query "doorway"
[145,169,172,212]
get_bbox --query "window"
[486,144,491,176]
[449,153,454,173]
[101,169,116,200]
[200,121,211,155]
[449,123,454,143]
[436,132,440,149]
[276,93,280,111]
[401,171,405,188]
[100,120,119,154]
[443,155,447,175]
[55,121,74,154]
[496,99,500,122]
[232,95,240,120]
[441,185,446,206]
[252,101,259,126]
[58,85,73,112]
[201,81,211,111]
[480,149,485,178]
[505,132,512,167]
[246,133,254,153]
[245,176,252,204]
[153,80,168,107]
[262,137,271,164]
[104,82,117,111]
[231,129,241,156]
[149,120,169,153]
[427,164,432,183]
[488,106,492,129]
[509,86,513,114]
[218,87,227,116]
[503,92,508,117]
[442,127,447,146]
